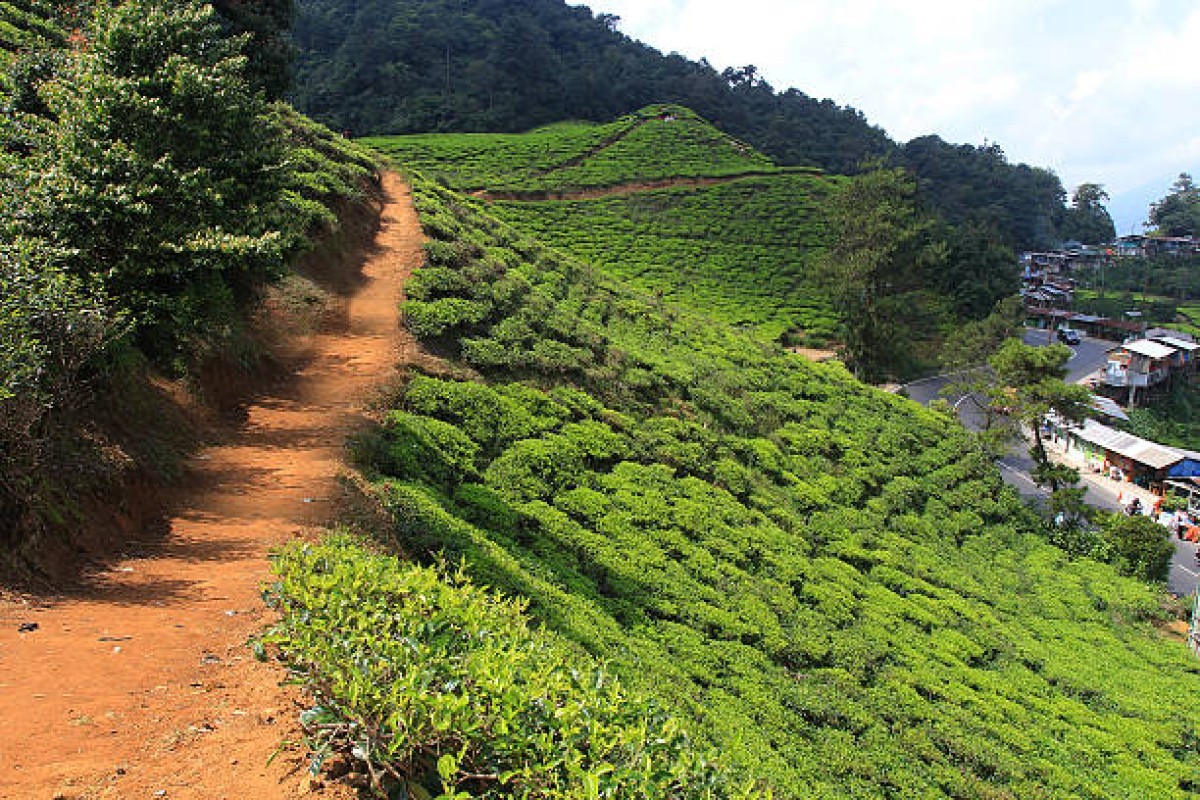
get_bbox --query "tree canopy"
[823,166,946,381]
[289,0,1076,250]
[1149,172,1200,237]
[1059,182,1116,245]
[211,0,295,98]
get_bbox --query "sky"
[581,0,1199,235]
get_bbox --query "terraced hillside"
[270,172,1200,798]
[0,1,63,47]
[368,105,837,344]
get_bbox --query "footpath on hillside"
[0,173,423,800]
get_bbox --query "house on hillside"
[1146,327,1196,345]
[1116,235,1148,258]
[1167,455,1200,510]
[1115,235,1200,258]
[1150,335,1199,381]
[1093,317,1144,341]
[1102,339,1176,405]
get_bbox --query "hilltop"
[369,105,785,194]
[373,106,837,345]
[370,105,838,343]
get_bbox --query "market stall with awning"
[1065,419,1184,490]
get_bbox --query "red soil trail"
[0,173,423,799]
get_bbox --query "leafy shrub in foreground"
[0,237,123,524]
[260,536,767,799]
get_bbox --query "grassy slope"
[491,174,837,341]
[345,172,1200,798]
[364,105,780,194]
[368,105,836,343]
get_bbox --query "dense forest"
[290,0,1070,250]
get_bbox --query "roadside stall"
[1058,418,1184,492]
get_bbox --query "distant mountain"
[289,0,890,176]
[289,0,1069,250]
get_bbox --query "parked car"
[1057,327,1081,345]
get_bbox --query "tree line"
[290,0,1085,251]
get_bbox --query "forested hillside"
[291,0,1068,250]
[264,167,1200,797]
[0,0,378,578]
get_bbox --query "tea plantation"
[368,105,838,343]
[364,105,781,194]
[269,172,1200,798]
[490,174,838,342]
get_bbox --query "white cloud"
[583,0,1200,232]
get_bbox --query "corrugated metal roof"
[1156,336,1200,351]
[1122,339,1177,359]
[1072,419,1184,469]
[1089,395,1130,422]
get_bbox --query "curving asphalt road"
[903,330,1198,597]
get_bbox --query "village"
[1018,235,1200,569]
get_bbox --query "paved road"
[1169,536,1200,597]
[904,329,1110,413]
[903,330,1198,597]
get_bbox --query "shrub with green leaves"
[1103,513,1176,583]
[260,536,766,799]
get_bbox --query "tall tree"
[211,0,294,98]
[1059,182,1116,244]
[987,339,1091,493]
[1148,172,1200,237]
[823,166,946,381]
[27,0,286,360]
[937,220,1018,319]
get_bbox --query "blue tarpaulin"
[1169,459,1200,478]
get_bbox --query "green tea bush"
[261,536,766,799]
[348,173,1200,798]
[404,298,493,338]
[0,238,123,520]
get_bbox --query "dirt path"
[0,172,422,799]
[470,166,824,205]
